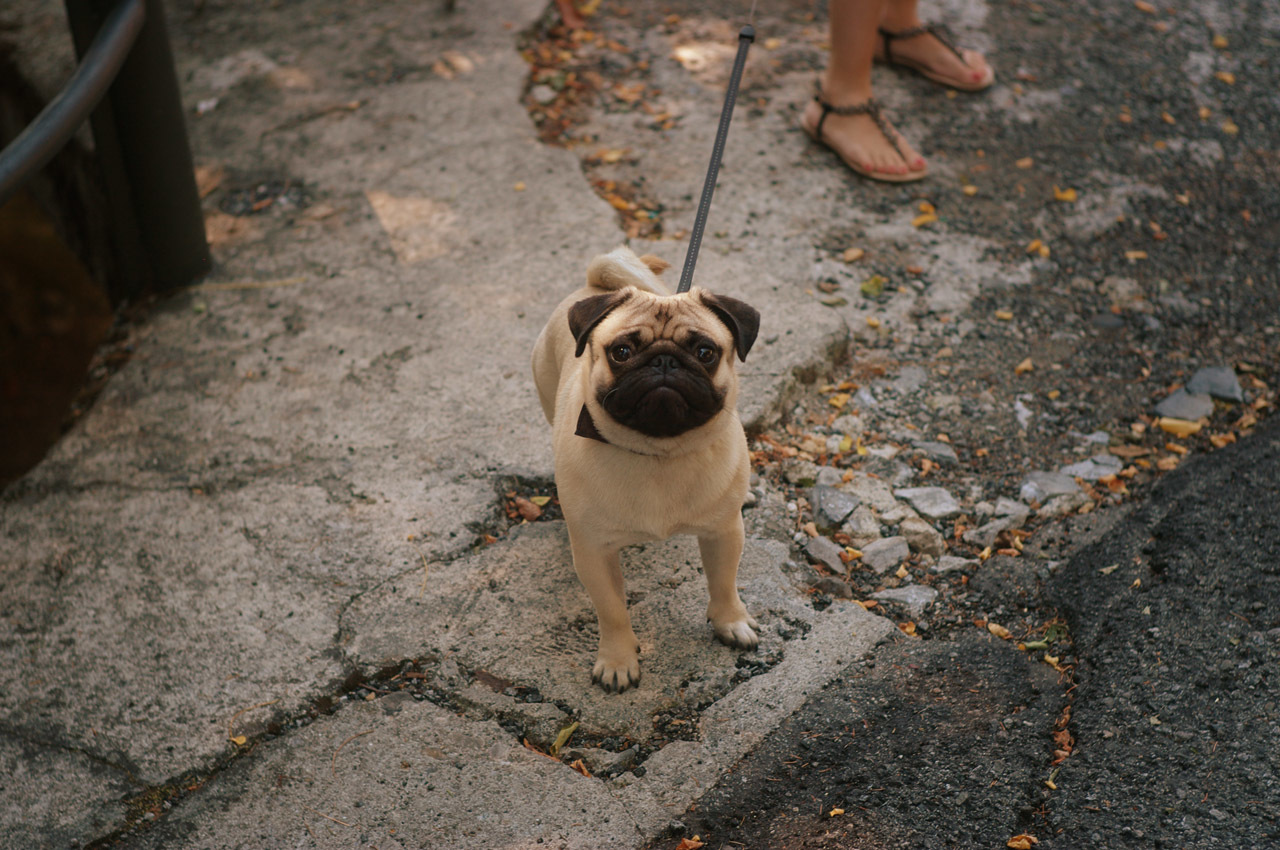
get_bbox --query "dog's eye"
[696,345,718,365]
[610,344,632,363]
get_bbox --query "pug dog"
[531,246,762,693]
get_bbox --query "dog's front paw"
[710,613,761,650]
[591,643,641,693]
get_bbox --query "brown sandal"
[802,88,927,183]
[877,23,995,92]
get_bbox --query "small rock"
[814,466,844,487]
[993,497,1031,522]
[810,486,860,529]
[974,500,995,517]
[1154,389,1214,420]
[893,487,961,520]
[1020,471,1080,504]
[782,459,819,486]
[805,536,847,573]
[879,503,918,524]
[1100,275,1141,306]
[529,84,558,105]
[861,536,909,574]
[1059,453,1124,481]
[841,505,881,547]
[899,517,946,557]
[812,576,854,599]
[1091,313,1126,329]
[872,585,938,618]
[1038,491,1091,517]
[1014,398,1034,429]
[913,440,959,464]
[843,473,900,512]
[934,555,978,574]
[892,366,928,394]
[855,386,877,408]
[1080,430,1111,444]
[1208,808,1228,822]
[863,456,914,486]
[963,517,1020,549]
[1186,366,1243,402]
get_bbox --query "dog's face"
[567,287,759,439]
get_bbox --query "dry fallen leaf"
[1015,156,1034,169]
[513,496,542,522]
[1215,70,1236,85]
[1025,238,1043,254]
[1015,358,1035,375]
[1007,834,1039,850]
[230,735,248,746]
[988,622,1012,640]
[899,621,917,636]
[828,392,851,410]
[675,838,705,850]
[1212,33,1229,48]
[1156,417,1202,438]
[866,316,882,329]
[962,184,978,196]
[841,247,865,263]
[1052,185,1078,202]
[530,495,552,507]
[1161,111,1176,125]
[828,807,845,817]
[513,182,527,192]
[569,758,591,777]
[995,309,1014,321]
[912,212,939,228]
[895,564,909,579]
[1125,250,1148,261]
[1133,0,1156,10]
[1221,119,1239,136]
[194,163,225,198]
[1156,455,1180,471]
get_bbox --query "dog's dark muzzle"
[600,347,725,438]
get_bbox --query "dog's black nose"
[650,353,680,374]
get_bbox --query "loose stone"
[872,585,938,618]
[893,486,961,520]
[1153,389,1214,420]
[899,517,946,557]
[913,440,959,465]
[861,536,910,574]
[805,536,847,573]
[1059,453,1124,481]
[934,555,979,573]
[1186,366,1244,402]
[811,576,854,599]
[810,486,860,529]
[1020,471,1080,504]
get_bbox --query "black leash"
[675,22,755,294]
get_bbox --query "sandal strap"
[878,22,966,66]
[811,85,909,167]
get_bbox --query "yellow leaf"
[838,435,853,453]
[1214,70,1236,85]
[1125,250,1148,260]
[1038,243,1051,259]
[899,621,917,636]
[763,37,782,49]
[1134,0,1156,11]
[918,201,936,214]
[1212,34,1228,48]
[1198,106,1212,120]
[1007,834,1039,850]
[1047,389,1061,400]
[1156,417,1202,438]
[513,182,527,192]
[829,392,851,409]
[962,184,978,196]
[1099,564,1120,575]
[866,316,881,329]
[1161,111,1176,125]
[841,247,865,263]
[549,721,579,756]
[1015,157,1034,169]
[829,808,845,817]
[231,735,248,746]
[1221,119,1239,135]
[1175,193,1190,205]
[1025,239,1043,254]
[979,546,992,561]
[912,212,939,228]
[1053,185,1078,202]
[530,495,552,507]
[1015,358,1035,375]
[895,564,909,579]
[995,310,1014,321]
[988,622,1012,640]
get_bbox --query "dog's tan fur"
[531,247,759,692]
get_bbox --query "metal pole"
[676,25,754,294]
[64,0,210,299]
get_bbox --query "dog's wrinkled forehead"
[598,291,731,346]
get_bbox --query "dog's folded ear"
[568,290,632,357]
[700,292,760,362]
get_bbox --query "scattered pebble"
[810,486,860,529]
[1154,389,1214,420]
[1185,366,1243,402]
[805,536,847,573]
[893,487,961,520]
[934,555,979,574]
[913,440,959,465]
[899,517,946,557]
[872,585,938,618]
[812,576,854,599]
[860,536,910,573]
[1059,453,1124,481]
[1020,471,1080,504]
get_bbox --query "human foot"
[800,95,927,182]
[875,23,994,91]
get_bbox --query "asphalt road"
[655,414,1280,849]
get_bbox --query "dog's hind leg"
[699,512,760,649]
[568,533,641,693]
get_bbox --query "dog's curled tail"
[586,246,672,296]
